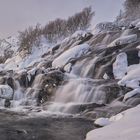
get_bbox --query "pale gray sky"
[0,0,124,38]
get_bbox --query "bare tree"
[19,7,94,52]
[124,0,140,20]
[19,24,41,53]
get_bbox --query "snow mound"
[94,118,111,127]
[108,34,137,47]
[52,43,90,68]
[113,53,128,79]
[86,105,140,140]
[0,85,13,100]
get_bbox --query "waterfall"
[71,57,98,78]
[47,78,108,113]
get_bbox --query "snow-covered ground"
[86,105,140,140]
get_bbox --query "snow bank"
[86,105,140,140]
[52,43,90,68]
[0,85,13,100]
[108,34,137,47]
[113,53,128,79]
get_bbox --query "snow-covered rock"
[118,64,140,89]
[52,43,90,68]
[130,19,140,28]
[123,88,140,101]
[108,34,137,47]
[94,118,111,127]
[0,64,4,71]
[0,36,19,58]
[113,53,128,79]
[92,22,120,34]
[0,85,13,100]
[135,22,140,30]
[86,105,140,140]
[71,30,90,38]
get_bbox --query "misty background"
[0,0,124,38]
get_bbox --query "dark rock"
[62,103,105,114]
[4,99,11,108]
[82,101,130,119]
[7,77,15,90]
[126,50,139,65]
[17,72,29,88]
[125,97,140,107]
[0,77,6,84]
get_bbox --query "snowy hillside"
[1,19,140,140]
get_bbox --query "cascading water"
[47,77,109,114]
[70,57,98,78]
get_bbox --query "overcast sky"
[0,0,124,38]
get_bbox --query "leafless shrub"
[19,7,94,52]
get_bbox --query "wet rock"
[94,102,130,118]
[82,101,130,119]
[124,93,140,107]
[125,97,140,107]
[126,49,139,65]
[31,70,65,104]
[17,72,29,88]
[7,77,15,90]
[45,70,65,85]
[4,99,11,108]
[0,77,6,84]
[37,60,52,69]
[51,44,60,54]
[63,103,105,114]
